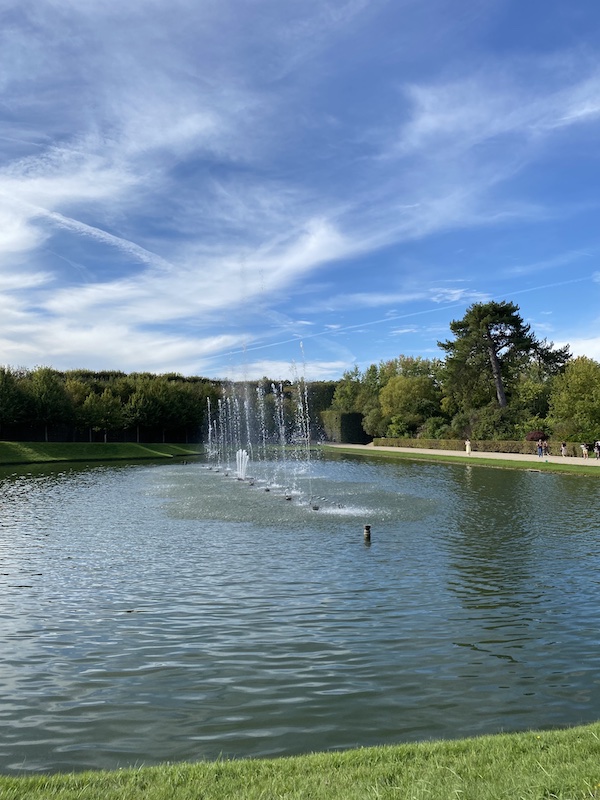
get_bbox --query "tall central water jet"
[236,448,250,481]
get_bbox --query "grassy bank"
[1,723,600,799]
[0,441,203,466]
[324,444,600,476]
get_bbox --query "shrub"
[525,429,547,442]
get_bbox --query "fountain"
[205,377,319,507]
[236,448,249,481]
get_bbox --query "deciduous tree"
[548,356,600,441]
[24,367,73,441]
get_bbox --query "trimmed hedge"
[372,438,584,457]
[321,411,372,444]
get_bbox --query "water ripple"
[1,457,600,772]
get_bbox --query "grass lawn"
[324,444,600,477]
[0,441,203,466]
[1,723,600,799]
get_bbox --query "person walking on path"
[537,439,544,458]
[465,439,471,455]
[561,442,568,457]
[581,443,589,459]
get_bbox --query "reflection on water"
[1,454,600,774]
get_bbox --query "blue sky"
[2,0,600,381]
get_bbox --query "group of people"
[462,438,600,459]
[537,439,600,459]
[578,441,600,459]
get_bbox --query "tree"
[124,380,160,442]
[81,389,124,442]
[439,301,570,410]
[23,367,73,441]
[0,367,28,435]
[330,366,362,413]
[548,356,600,441]
[328,357,445,438]
[380,375,442,436]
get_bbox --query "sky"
[2,0,600,381]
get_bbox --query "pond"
[1,452,600,774]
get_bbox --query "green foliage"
[512,373,552,418]
[468,407,517,440]
[21,367,73,440]
[0,368,222,443]
[0,366,28,427]
[81,389,124,441]
[380,374,442,435]
[548,356,600,440]
[320,410,371,443]
[306,381,337,417]
[417,415,453,439]
[331,357,443,438]
[323,301,573,442]
[0,298,590,445]
[439,301,569,412]
[362,406,388,437]
[330,366,363,413]
[320,409,343,441]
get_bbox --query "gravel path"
[326,442,600,466]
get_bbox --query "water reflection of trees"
[443,466,537,605]
[440,464,600,668]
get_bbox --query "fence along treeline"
[323,300,598,443]
[0,367,337,444]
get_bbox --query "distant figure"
[542,441,549,457]
[465,438,471,455]
[537,439,543,458]
[561,442,567,457]
[595,441,600,460]
[581,443,589,459]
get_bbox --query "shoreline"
[1,721,599,798]
[0,441,203,466]
[323,442,600,475]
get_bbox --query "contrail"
[211,273,594,362]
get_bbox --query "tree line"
[327,300,598,442]
[0,368,337,444]
[0,300,596,445]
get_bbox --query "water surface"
[1,454,599,773]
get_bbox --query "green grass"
[324,444,600,476]
[0,441,203,466]
[1,723,600,799]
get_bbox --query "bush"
[417,416,452,439]
[371,438,571,455]
[525,429,547,442]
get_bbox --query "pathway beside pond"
[327,442,600,466]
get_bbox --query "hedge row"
[372,438,587,457]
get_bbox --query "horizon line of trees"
[0,368,337,444]
[328,300,598,443]
[1,300,598,445]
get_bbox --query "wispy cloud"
[1,1,600,377]
[504,249,594,277]
[396,60,600,157]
